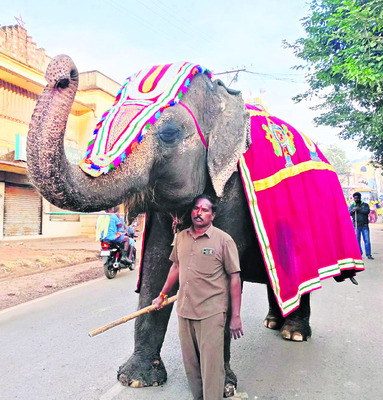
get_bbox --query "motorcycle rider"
[97,207,132,265]
[115,207,136,263]
[126,225,136,260]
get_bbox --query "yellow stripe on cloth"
[248,109,271,118]
[141,65,164,93]
[253,161,335,192]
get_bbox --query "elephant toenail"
[292,333,303,341]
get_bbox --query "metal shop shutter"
[3,184,42,236]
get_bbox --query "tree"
[285,0,383,166]
[322,144,352,184]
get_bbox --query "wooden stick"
[88,294,178,337]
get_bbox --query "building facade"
[342,159,383,203]
[0,24,121,239]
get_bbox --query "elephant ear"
[207,80,251,197]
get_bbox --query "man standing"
[349,192,374,260]
[153,194,243,400]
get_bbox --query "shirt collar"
[186,224,214,239]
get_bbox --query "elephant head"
[27,55,251,214]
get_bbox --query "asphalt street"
[0,223,382,400]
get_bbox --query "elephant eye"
[157,122,181,144]
[70,69,78,80]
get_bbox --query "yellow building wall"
[81,214,100,239]
[0,119,26,155]
[343,160,383,203]
[0,182,4,236]
[41,199,83,238]
[0,25,121,239]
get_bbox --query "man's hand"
[230,315,244,340]
[152,263,179,311]
[152,295,166,310]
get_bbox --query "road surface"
[1,224,382,399]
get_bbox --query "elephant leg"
[118,212,177,387]
[264,282,285,330]
[280,293,312,342]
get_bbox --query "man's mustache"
[194,216,203,221]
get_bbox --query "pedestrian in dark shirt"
[349,192,374,259]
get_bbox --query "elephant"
[27,55,362,395]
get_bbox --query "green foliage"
[322,144,352,184]
[285,0,383,166]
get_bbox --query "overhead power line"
[214,69,246,76]
[215,68,304,84]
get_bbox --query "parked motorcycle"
[100,240,136,279]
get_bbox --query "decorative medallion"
[263,117,296,167]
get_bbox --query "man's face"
[191,198,215,229]
[353,195,361,203]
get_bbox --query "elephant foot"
[224,362,237,398]
[263,311,285,330]
[280,317,312,342]
[117,353,167,388]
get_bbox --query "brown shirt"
[170,224,240,320]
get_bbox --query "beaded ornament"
[79,62,212,177]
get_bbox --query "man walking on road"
[349,192,374,260]
[153,194,243,400]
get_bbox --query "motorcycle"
[100,240,136,279]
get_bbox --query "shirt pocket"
[194,249,222,276]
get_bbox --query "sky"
[1,0,371,160]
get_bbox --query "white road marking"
[99,382,124,400]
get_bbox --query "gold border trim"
[253,160,335,192]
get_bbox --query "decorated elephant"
[27,55,363,394]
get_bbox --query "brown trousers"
[178,312,226,400]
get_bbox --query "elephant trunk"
[27,55,151,212]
